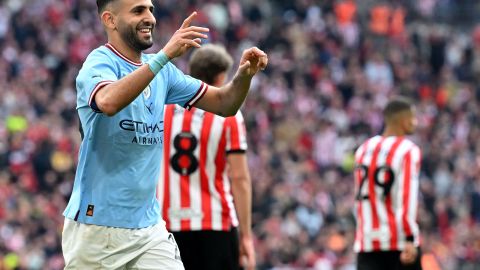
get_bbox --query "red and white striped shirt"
[353,135,421,253]
[158,104,248,232]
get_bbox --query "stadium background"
[0,0,480,269]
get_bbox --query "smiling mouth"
[138,28,152,34]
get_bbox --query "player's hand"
[400,242,418,265]
[162,12,209,59]
[239,233,256,270]
[237,47,268,78]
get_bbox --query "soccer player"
[354,97,422,270]
[61,0,268,269]
[158,44,255,270]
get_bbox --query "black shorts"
[357,248,423,270]
[172,227,240,270]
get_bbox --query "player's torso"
[353,135,418,251]
[159,105,236,231]
[81,51,167,185]
[166,105,226,176]
[79,48,168,151]
[72,50,168,227]
[354,136,411,204]
[94,55,166,147]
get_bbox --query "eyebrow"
[130,4,154,13]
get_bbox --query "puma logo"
[145,102,154,114]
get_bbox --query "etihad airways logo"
[119,119,163,133]
[118,119,164,145]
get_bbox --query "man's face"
[114,0,156,51]
[401,109,418,135]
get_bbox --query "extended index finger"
[181,11,197,29]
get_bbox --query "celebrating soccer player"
[61,0,267,269]
[354,97,422,270]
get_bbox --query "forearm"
[217,74,252,116]
[194,46,267,116]
[231,173,253,237]
[96,51,170,116]
[218,46,267,116]
[95,64,156,116]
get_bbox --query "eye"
[131,7,144,14]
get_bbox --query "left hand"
[237,47,268,78]
[239,233,256,270]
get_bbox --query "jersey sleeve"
[76,50,118,113]
[164,63,208,110]
[224,111,248,154]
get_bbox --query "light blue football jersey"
[63,44,205,228]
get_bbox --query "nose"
[141,9,156,27]
[146,10,156,26]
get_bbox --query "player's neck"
[382,126,405,137]
[107,37,142,63]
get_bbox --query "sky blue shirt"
[63,44,204,228]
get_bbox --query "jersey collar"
[105,43,143,66]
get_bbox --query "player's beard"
[118,22,154,52]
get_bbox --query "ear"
[101,11,116,30]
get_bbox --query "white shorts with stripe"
[62,218,184,270]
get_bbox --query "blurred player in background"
[158,44,255,270]
[353,97,422,270]
[62,0,267,268]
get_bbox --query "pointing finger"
[181,11,197,29]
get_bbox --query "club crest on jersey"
[143,85,151,99]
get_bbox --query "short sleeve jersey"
[63,44,207,228]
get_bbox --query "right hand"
[162,12,209,59]
[400,242,418,265]
[239,233,256,270]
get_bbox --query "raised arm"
[95,12,209,116]
[194,47,268,117]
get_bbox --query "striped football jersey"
[353,135,421,252]
[158,105,247,232]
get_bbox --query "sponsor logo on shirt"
[119,120,163,133]
[131,136,163,145]
[119,119,164,145]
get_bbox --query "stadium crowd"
[0,0,480,269]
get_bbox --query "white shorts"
[62,218,184,270]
